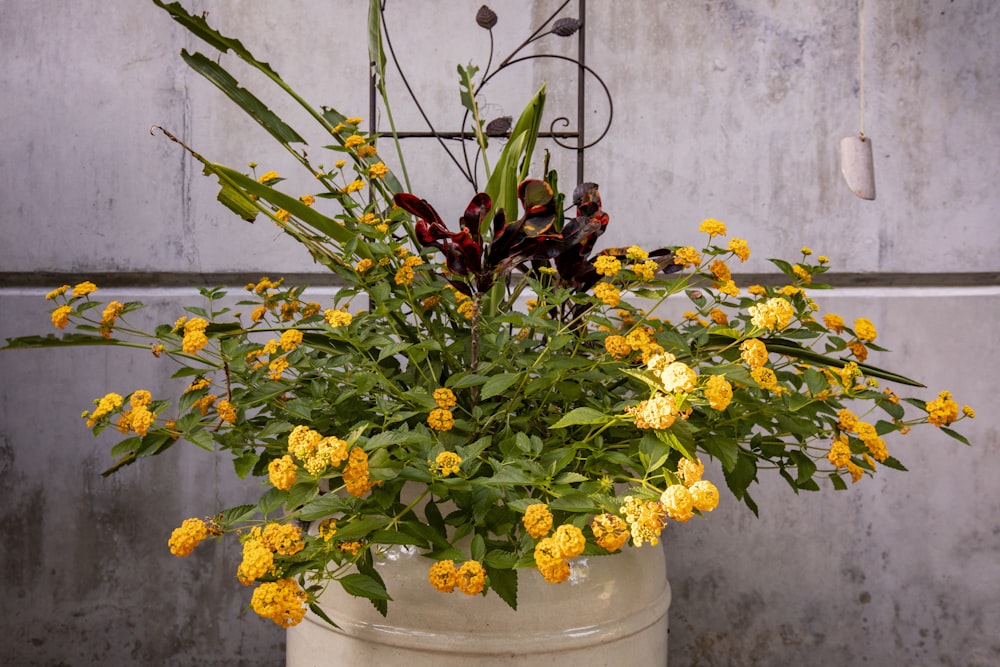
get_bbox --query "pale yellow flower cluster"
[621,496,666,547]
[748,297,794,331]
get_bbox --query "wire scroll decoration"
[369,0,613,190]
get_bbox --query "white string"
[859,0,866,139]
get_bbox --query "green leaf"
[3,333,141,350]
[232,450,259,479]
[485,565,518,610]
[297,493,353,521]
[480,373,522,400]
[181,50,305,145]
[340,573,392,601]
[551,407,610,429]
[482,85,546,232]
[548,493,598,512]
[308,602,340,630]
[723,451,758,501]
[285,481,318,510]
[471,534,486,562]
[655,429,696,461]
[367,0,386,84]
[940,427,971,446]
[186,429,215,452]
[219,504,257,527]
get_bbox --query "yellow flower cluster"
[238,524,305,585]
[593,282,621,307]
[286,425,350,475]
[926,390,959,427]
[591,513,630,551]
[268,455,298,491]
[428,407,455,431]
[100,300,125,337]
[621,496,666,547]
[431,451,462,477]
[318,518,338,542]
[324,308,353,327]
[73,281,98,297]
[368,162,388,179]
[45,284,70,300]
[739,339,767,370]
[594,255,622,277]
[428,560,486,594]
[629,393,678,430]
[632,260,658,282]
[626,245,648,260]
[51,305,72,329]
[181,317,210,353]
[751,367,778,391]
[792,264,812,284]
[699,218,727,237]
[85,392,123,428]
[673,246,702,268]
[826,434,863,482]
[660,485,695,522]
[433,388,456,408]
[534,524,585,583]
[823,313,845,333]
[343,446,377,497]
[854,317,877,342]
[168,518,208,557]
[704,374,733,410]
[250,578,308,628]
[657,361,697,394]
[748,297,794,331]
[728,237,750,262]
[677,458,704,485]
[118,389,157,436]
[217,399,237,424]
[522,503,553,538]
[604,334,631,359]
[709,260,731,283]
[279,329,303,351]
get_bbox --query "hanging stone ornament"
[840,0,875,200]
[841,134,875,200]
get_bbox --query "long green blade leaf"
[181,50,305,145]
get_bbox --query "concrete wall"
[2,1,997,664]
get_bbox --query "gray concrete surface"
[2,1,998,664]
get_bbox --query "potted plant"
[4,2,972,665]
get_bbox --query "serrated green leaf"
[485,565,518,610]
[550,407,610,429]
[297,493,353,521]
[548,493,598,512]
[340,573,392,601]
[232,450,259,479]
[480,373,522,400]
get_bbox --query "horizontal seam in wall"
[0,272,998,289]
